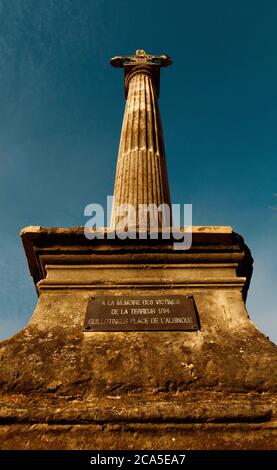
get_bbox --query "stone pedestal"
[0,226,276,449]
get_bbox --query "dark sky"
[0,0,276,342]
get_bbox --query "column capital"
[110,49,172,98]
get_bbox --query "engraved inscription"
[83,295,199,332]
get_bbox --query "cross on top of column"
[110,49,172,68]
[110,50,172,98]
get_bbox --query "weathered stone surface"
[0,227,276,449]
[0,393,276,450]
[0,293,276,396]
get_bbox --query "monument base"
[0,226,276,449]
[0,392,275,450]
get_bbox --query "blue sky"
[0,0,276,343]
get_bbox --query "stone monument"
[0,50,276,450]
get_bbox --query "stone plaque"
[83,295,199,332]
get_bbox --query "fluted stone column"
[110,50,172,229]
